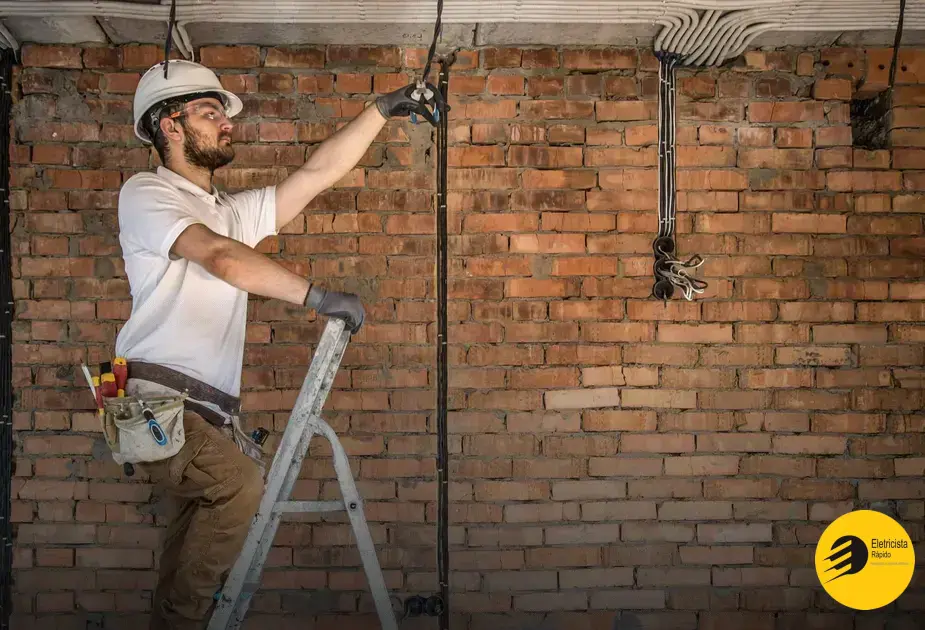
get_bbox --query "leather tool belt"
[127,361,240,428]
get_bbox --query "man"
[116,58,433,629]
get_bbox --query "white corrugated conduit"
[0,0,921,66]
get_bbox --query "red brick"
[521,48,559,68]
[509,233,583,252]
[101,72,139,94]
[892,128,925,147]
[776,128,813,148]
[563,49,636,70]
[486,75,523,95]
[741,369,813,389]
[526,76,563,97]
[679,102,743,122]
[695,213,769,234]
[655,324,732,344]
[743,50,795,71]
[481,47,522,68]
[779,302,854,322]
[677,169,748,191]
[677,145,736,167]
[326,46,399,67]
[814,78,852,100]
[82,47,121,69]
[544,388,621,410]
[596,101,656,121]
[565,75,602,96]
[815,147,852,169]
[601,76,636,98]
[509,146,583,168]
[748,102,824,123]
[198,45,260,68]
[118,44,172,69]
[739,148,813,169]
[521,100,593,120]
[22,44,82,68]
[828,170,902,191]
[624,125,657,146]
[774,212,850,235]
[542,213,612,232]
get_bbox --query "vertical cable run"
[0,46,14,630]
[163,0,177,76]
[888,0,906,90]
[652,52,707,302]
[422,0,444,82]
[435,53,451,630]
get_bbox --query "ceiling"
[0,1,923,67]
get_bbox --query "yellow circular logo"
[815,509,915,610]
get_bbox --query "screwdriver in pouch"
[113,357,128,397]
[99,361,117,399]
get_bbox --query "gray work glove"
[304,285,365,333]
[375,83,434,120]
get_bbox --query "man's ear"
[159,116,183,142]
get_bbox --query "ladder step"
[273,500,344,514]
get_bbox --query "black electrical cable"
[435,52,451,630]
[0,46,14,630]
[421,0,444,82]
[163,0,178,77]
[888,0,906,89]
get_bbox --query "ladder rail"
[315,418,398,630]
[208,317,350,630]
[225,416,326,629]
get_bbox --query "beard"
[182,122,235,171]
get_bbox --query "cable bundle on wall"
[655,1,922,66]
[435,46,452,630]
[652,51,708,302]
[0,45,13,630]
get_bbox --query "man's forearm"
[205,238,310,305]
[304,104,387,188]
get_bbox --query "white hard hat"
[133,59,243,143]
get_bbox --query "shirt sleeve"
[226,185,278,248]
[118,174,203,260]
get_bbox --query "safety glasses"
[165,102,230,125]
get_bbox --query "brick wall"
[8,40,925,628]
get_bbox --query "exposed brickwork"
[8,42,925,627]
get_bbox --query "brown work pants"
[142,410,264,630]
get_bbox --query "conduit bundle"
[0,1,920,69]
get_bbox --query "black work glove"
[375,82,434,119]
[304,286,365,334]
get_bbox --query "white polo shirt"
[115,166,277,397]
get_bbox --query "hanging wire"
[421,0,444,82]
[435,53,451,630]
[888,0,907,89]
[163,0,178,77]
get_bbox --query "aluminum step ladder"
[207,317,399,630]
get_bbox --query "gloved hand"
[375,82,435,120]
[304,285,365,333]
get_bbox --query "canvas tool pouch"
[101,393,188,465]
[124,361,267,474]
